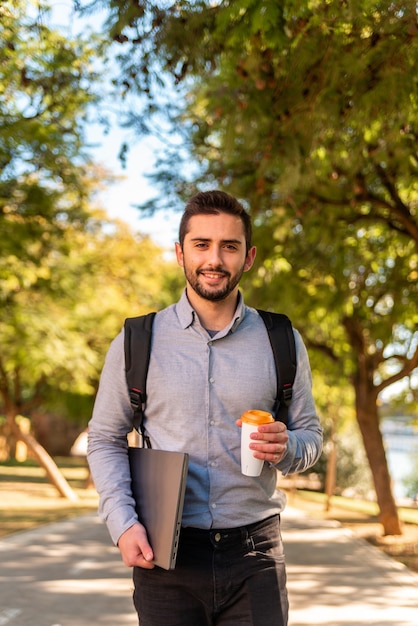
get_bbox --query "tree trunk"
[325,411,337,512]
[355,387,401,535]
[7,414,79,503]
[1,418,18,460]
[343,315,402,536]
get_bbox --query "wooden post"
[325,409,337,512]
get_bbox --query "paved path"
[0,508,417,626]
[281,509,418,626]
[0,515,136,626]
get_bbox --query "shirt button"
[210,420,215,426]
[211,503,217,509]
[209,377,215,383]
[210,461,217,467]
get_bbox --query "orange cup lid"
[241,410,274,425]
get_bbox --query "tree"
[0,1,185,500]
[81,0,418,534]
[0,0,108,498]
[0,1,105,210]
[78,2,417,239]
[1,204,182,493]
[239,199,417,534]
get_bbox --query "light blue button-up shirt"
[88,290,322,544]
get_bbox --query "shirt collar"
[176,289,195,329]
[176,288,246,333]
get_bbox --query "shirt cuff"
[275,431,299,476]
[104,506,139,545]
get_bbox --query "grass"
[286,489,418,574]
[0,457,99,537]
[291,488,418,525]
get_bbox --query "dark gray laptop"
[128,447,189,570]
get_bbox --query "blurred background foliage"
[0,0,417,532]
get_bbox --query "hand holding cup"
[240,410,274,476]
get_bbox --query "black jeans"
[133,514,288,626]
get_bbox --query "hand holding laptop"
[117,521,155,569]
[128,447,189,570]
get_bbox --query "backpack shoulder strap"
[123,310,296,437]
[124,312,156,446]
[257,310,297,427]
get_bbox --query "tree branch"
[374,163,418,243]
[304,338,339,362]
[375,343,418,395]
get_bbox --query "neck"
[186,288,239,331]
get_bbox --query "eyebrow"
[189,237,243,246]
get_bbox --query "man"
[88,190,322,626]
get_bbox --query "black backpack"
[124,310,296,446]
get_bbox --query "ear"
[175,242,184,267]
[244,246,257,272]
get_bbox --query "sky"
[50,1,181,251]
[86,123,180,250]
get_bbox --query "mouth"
[198,270,229,283]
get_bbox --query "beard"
[183,263,245,302]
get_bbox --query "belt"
[181,514,279,550]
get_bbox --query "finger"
[253,450,285,464]
[122,547,155,569]
[250,441,287,457]
[251,430,289,445]
[135,554,156,569]
[258,422,287,434]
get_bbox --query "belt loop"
[244,527,255,550]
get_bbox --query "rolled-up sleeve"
[87,331,138,545]
[276,329,323,475]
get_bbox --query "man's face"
[175,212,256,302]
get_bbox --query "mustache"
[197,267,230,277]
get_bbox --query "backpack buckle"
[129,388,144,409]
[282,384,293,406]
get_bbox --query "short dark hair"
[179,190,252,253]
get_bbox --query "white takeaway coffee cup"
[240,410,274,476]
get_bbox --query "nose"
[207,245,223,267]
